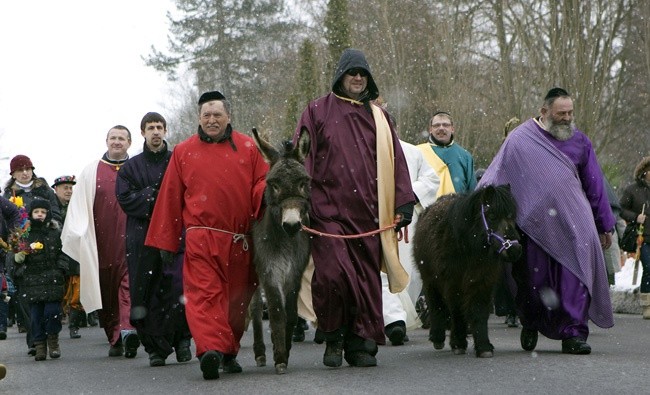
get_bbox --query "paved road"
[0,313,647,394]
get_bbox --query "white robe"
[60,160,102,312]
[382,141,440,328]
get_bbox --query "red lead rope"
[300,218,409,243]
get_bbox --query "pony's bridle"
[481,204,519,254]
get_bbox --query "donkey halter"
[481,204,519,254]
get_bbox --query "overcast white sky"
[0,0,176,188]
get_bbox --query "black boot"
[175,338,192,363]
[87,311,98,327]
[384,320,406,346]
[69,309,82,339]
[293,318,306,342]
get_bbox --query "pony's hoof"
[433,342,444,350]
[477,350,494,358]
[255,355,266,367]
[452,348,466,355]
[275,363,287,374]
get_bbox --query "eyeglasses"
[345,68,368,77]
[430,122,452,128]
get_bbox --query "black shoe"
[344,351,377,367]
[200,350,223,380]
[520,328,538,351]
[313,329,325,344]
[149,352,166,367]
[561,337,591,355]
[323,340,343,367]
[28,347,36,356]
[108,343,124,357]
[0,331,6,340]
[69,327,81,339]
[292,321,305,343]
[87,312,99,327]
[175,339,192,363]
[222,355,243,373]
[385,321,406,346]
[123,331,140,358]
[505,314,519,328]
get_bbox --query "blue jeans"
[640,242,650,294]
[29,302,62,342]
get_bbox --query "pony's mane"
[448,185,516,250]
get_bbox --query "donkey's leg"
[467,299,494,358]
[249,288,267,366]
[426,286,448,350]
[448,304,468,355]
[265,287,289,374]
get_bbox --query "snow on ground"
[612,256,643,293]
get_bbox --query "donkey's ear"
[252,128,279,164]
[295,126,311,162]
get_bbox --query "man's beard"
[546,118,574,141]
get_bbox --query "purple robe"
[479,118,615,338]
[295,93,414,344]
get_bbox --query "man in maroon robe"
[61,126,140,358]
[145,91,268,380]
[294,48,415,368]
[478,88,615,355]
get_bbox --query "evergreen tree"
[324,0,351,77]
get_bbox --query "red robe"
[94,161,133,345]
[145,132,268,357]
[295,94,414,344]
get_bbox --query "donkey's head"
[476,184,522,262]
[252,127,311,235]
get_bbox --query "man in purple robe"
[116,112,192,367]
[478,87,615,355]
[294,48,415,368]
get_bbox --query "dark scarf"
[197,124,237,151]
[428,134,454,147]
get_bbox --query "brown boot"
[34,341,47,361]
[640,293,650,320]
[47,334,61,358]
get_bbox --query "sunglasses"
[345,68,368,77]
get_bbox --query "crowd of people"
[1,48,649,382]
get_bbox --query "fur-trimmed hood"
[634,156,650,184]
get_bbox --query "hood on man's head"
[331,48,379,102]
[634,156,650,183]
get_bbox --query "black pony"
[412,184,522,358]
[250,127,311,374]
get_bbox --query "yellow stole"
[416,143,456,197]
[372,104,409,293]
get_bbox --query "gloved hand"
[394,203,414,232]
[14,251,27,264]
[160,250,175,266]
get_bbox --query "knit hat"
[10,155,34,173]
[198,91,226,105]
[51,175,76,188]
[29,198,51,213]
[28,197,52,224]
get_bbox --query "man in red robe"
[294,48,415,368]
[145,91,268,380]
[61,126,140,358]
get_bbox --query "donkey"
[250,127,311,374]
[412,184,522,358]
